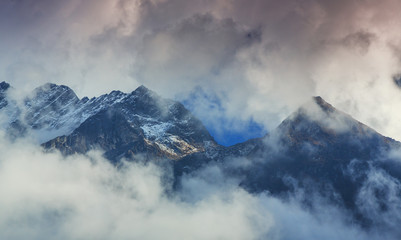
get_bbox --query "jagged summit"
[32,82,77,96]
[129,85,164,103]
[24,83,81,130]
[133,85,152,94]
[27,83,80,109]
[129,84,167,108]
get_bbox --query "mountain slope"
[224,96,401,227]
[0,82,217,161]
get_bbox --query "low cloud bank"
[0,134,400,239]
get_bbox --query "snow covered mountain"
[43,85,218,161]
[0,82,219,161]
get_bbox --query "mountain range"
[0,82,400,230]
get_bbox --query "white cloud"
[0,136,274,239]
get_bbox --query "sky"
[1,0,401,145]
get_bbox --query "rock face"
[223,96,401,226]
[1,82,401,228]
[24,83,81,130]
[0,81,10,109]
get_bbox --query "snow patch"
[141,123,173,140]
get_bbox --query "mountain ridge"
[0,81,397,148]
[0,81,398,155]
[1,81,401,229]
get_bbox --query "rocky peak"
[27,83,79,104]
[313,96,336,114]
[119,85,175,121]
[131,85,163,101]
[129,85,162,103]
[0,81,10,109]
[0,81,10,92]
[24,83,81,129]
[282,96,356,132]
[133,85,152,95]
[268,96,395,161]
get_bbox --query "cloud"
[356,167,401,234]
[0,131,399,239]
[134,13,257,92]
[0,0,141,97]
[0,136,273,239]
[2,0,401,142]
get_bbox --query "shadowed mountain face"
[226,97,401,227]
[43,109,150,162]
[266,96,397,163]
[1,82,401,229]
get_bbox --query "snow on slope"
[0,82,214,159]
